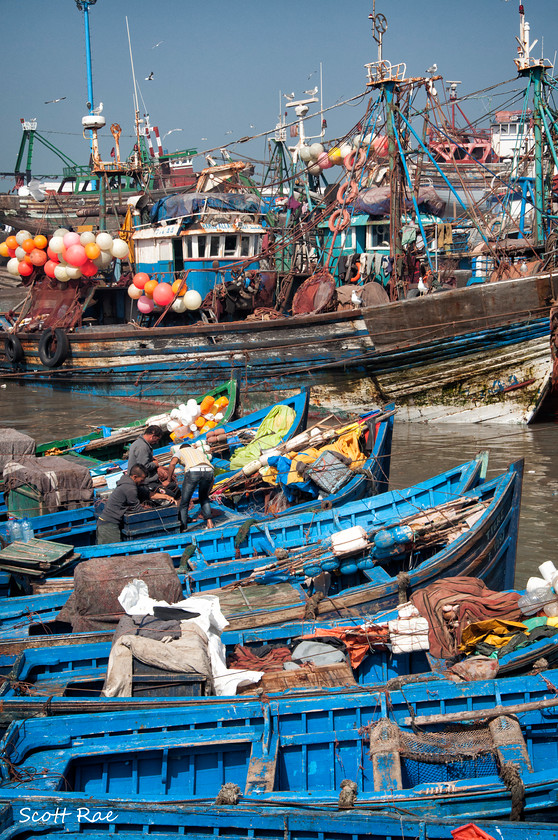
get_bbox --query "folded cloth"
[411,576,521,660]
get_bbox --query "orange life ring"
[344,148,367,171]
[349,261,362,283]
[336,180,359,205]
[328,208,351,233]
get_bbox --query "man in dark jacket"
[96,465,172,544]
[127,425,165,491]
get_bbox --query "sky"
[1,0,558,191]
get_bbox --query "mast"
[514,1,554,247]
[75,0,98,158]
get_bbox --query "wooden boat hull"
[1,273,556,423]
[1,666,558,820]
[0,799,556,840]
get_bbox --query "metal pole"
[83,1,95,112]
[532,65,545,246]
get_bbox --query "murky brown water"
[1,381,556,588]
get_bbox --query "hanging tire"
[38,328,69,368]
[4,335,24,364]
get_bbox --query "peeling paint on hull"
[1,274,556,424]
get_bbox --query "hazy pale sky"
[1,0,557,189]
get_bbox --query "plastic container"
[8,519,22,542]
[518,586,553,616]
[199,396,215,414]
[21,518,34,543]
[331,525,368,557]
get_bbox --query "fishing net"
[368,718,501,788]
[25,282,84,330]
[291,269,336,315]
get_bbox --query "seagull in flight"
[225,130,233,135]
[91,102,103,115]
[44,96,66,104]
[162,128,183,142]
[151,40,164,49]
[201,137,207,141]
[145,71,154,81]
[283,92,295,101]
[307,70,317,79]
[426,63,438,74]
[304,86,318,96]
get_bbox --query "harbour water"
[1,381,556,588]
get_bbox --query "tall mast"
[75,0,98,157]
[514,1,553,247]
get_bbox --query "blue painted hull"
[0,665,557,820]
[0,455,516,641]
[0,799,556,840]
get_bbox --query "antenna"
[126,16,139,116]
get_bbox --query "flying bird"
[304,86,318,96]
[283,92,295,100]
[225,130,233,135]
[426,63,438,74]
[151,40,164,48]
[145,71,154,81]
[162,128,183,142]
[249,123,255,129]
[44,96,66,104]
[307,70,317,79]
[201,137,207,141]
[91,102,103,115]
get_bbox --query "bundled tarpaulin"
[149,192,262,224]
[0,429,35,475]
[410,576,522,660]
[57,554,184,633]
[3,455,93,513]
[227,404,296,470]
[354,185,445,218]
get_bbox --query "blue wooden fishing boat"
[0,455,487,639]
[1,666,558,820]
[0,389,310,548]
[0,799,556,840]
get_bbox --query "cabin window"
[500,124,509,135]
[224,234,237,256]
[184,237,193,259]
[367,225,389,249]
[509,124,517,135]
[240,235,250,257]
[209,236,220,257]
[197,236,207,259]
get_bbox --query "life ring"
[336,180,359,205]
[344,149,367,171]
[38,328,69,368]
[349,261,362,283]
[4,335,24,364]
[328,208,350,233]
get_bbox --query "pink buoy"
[137,295,155,314]
[317,152,332,170]
[152,282,175,306]
[65,244,88,266]
[63,232,80,248]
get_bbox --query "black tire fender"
[4,335,24,364]
[38,328,69,368]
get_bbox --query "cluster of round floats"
[128,273,203,314]
[298,133,388,175]
[0,228,129,281]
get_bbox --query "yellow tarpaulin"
[459,619,527,654]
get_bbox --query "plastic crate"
[307,450,352,495]
[122,504,179,538]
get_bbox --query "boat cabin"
[133,220,265,298]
